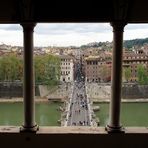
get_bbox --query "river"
[0,102,62,126]
[95,102,148,126]
[0,102,148,126]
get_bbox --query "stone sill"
[0,126,148,134]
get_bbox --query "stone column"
[106,22,126,133]
[20,23,38,132]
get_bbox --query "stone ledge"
[0,126,148,134]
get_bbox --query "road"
[67,81,91,126]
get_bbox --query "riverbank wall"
[122,84,148,99]
[0,82,39,98]
[0,82,73,101]
[39,83,73,101]
[1,82,148,101]
[85,82,148,101]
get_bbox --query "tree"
[0,54,60,87]
[99,64,111,82]
[34,54,60,86]
[0,54,23,81]
[34,55,46,83]
[137,64,148,85]
[123,67,132,82]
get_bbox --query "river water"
[0,102,148,126]
[0,102,61,126]
[95,102,148,126]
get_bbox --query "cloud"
[34,31,113,47]
[0,24,21,31]
[35,23,112,35]
[0,29,23,46]
[125,24,148,30]
[0,23,148,46]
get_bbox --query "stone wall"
[86,82,148,100]
[86,83,111,100]
[122,84,148,99]
[43,83,73,100]
[1,82,148,99]
[0,82,40,98]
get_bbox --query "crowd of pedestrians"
[67,81,90,126]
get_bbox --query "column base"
[20,124,39,133]
[105,124,125,133]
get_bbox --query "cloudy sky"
[0,23,148,47]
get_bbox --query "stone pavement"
[64,81,96,126]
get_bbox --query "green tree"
[0,54,23,81]
[0,54,60,87]
[34,55,46,83]
[123,67,132,82]
[34,54,60,86]
[0,57,5,80]
[44,54,60,86]
[137,64,148,85]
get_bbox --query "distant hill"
[80,38,148,49]
[123,38,148,49]
[80,41,112,49]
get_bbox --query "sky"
[0,23,148,47]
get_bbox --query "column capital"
[20,23,36,31]
[110,22,127,32]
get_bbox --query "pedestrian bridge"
[64,81,97,126]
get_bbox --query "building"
[84,48,148,83]
[84,55,111,82]
[59,55,74,82]
[123,49,148,82]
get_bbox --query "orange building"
[123,49,148,82]
[84,56,111,82]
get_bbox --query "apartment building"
[84,48,148,83]
[123,49,148,82]
[59,55,74,82]
[84,55,111,82]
